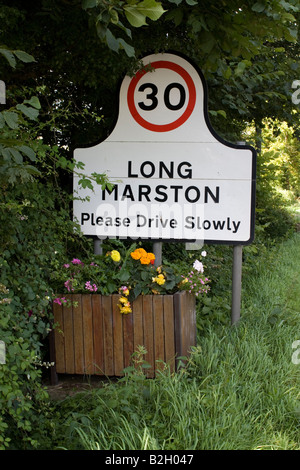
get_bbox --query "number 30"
[138,82,186,111]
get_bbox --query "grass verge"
[46,234,300,450]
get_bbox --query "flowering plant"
[51,244,210,314]
[179,251,210,297]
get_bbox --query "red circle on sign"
[127,61,196,132]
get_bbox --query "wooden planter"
[51,291,196,379]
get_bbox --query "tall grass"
[53,234,300,450]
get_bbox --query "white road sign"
[73,52,256,244]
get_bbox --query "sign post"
[73,52,256,321]
[231,245,243,324]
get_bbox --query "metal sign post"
[153,241,162,266]
[94,238,102,255]
[231,245,243,324]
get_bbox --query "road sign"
[73,52,256,244]
[127,60,197,132]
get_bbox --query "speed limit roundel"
[127,61,196,132]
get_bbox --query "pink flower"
[54,297,68,305]
[63,264,70,268]
[85,281,97,292]
[64,279,74,292]
[71,258,83,265]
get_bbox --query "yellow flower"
[120,305,132,314]
[119,286,130,296]
[152,274,165,286]
[151,289,160,295]
[111,250,121,262]
[118,297,132,314]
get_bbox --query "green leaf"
[165,8,183,26]
[16,104,39,121]
[199,32,215,54]
[106,29,120,53]
[124,0,166,27]
[284,27,297,42]
[118,38,135,57]
[124,6,148,27]
[133,284,142,298]
[116,20,132,39]
[252,2,266,13]
[223,67,232,79]
[217,110,227,119]
[17,146,36,161]
[138,0,166,21]
[82,0,98,10]
[78,178,94,190]
[8,148,23,164]
[24,96,41,109]
[13,50,35,63]
[23,165,41,176]
[2,111,19,129]
[0,47,16,68]
[119,269,130,281]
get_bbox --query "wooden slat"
[133,295,143,351]
[163,295,175,373]
[132,295,144,373]
[63,294,75,374]
[181,292,196,358]
[142,296,154,377]
[52,301,65,373]
[102,295,114,376]
[92,295,104,375]
[73,294,84,374]
[82,295,94,375]
[112,294,124,376]
[153,295,165,373]
[174,291,183,368]
[123,305,134,369]
[187,293,196,349]
[174,291,197,369]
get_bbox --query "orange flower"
[147,253,155,264]
[131,250,140,260]
[131,248,147,260]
